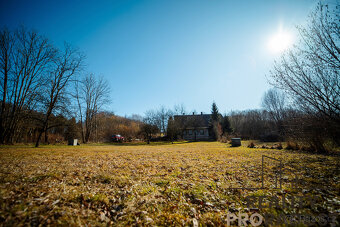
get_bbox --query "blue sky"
[0,0,317,116]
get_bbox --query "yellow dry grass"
[0,142,339,226]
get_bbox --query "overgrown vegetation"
[268,2,339,153]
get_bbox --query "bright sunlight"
[268,26,294,54]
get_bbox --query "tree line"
[265,2,339,153]
[0,2,338,153]
[0,27,111,146]
[168,2,339,153]
[228,2,339,153]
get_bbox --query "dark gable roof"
[174,114,212,128]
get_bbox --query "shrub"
[219,135,229,143]
[248,142,255,148]
[48,133,65,144]
[301,145,314,152]
[286,142,299,150]
[286,142,294,150]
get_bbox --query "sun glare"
[268,27,294,54]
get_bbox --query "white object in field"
[68,139,78,146]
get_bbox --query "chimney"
[201,112,203,115]
[192,112,195,115]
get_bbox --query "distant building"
[173,112,214,141]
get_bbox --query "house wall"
[182,128,212,140]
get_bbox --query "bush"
[248,142,255,148]
[48,133,65,144]
[219,135,229,143]
[301,145,315,152]
[284,114,332,154]
[286,142,299,150]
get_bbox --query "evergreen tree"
[221,115,232,134]
[211,102,221,140]
[211,102,219,122]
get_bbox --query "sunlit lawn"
[0,142,339,226]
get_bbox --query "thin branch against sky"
[0,0,317,116]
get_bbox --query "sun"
[268,27,294,54]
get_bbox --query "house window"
[183,130,186,135]
[200,129,204,135]
[188,130,192,135]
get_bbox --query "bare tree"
[141,111,160,144]
[143,109,160,135]
[269,2,340,149]
[261,88,287,136]
[75,74,110,143]
[0,27,55,144]
[128,114,144,122]
[144,106,173,136]
[167,116,181,143]
[173,103,186,115]
[156,106,173,135]
[35,44,84,147]
[229,110,272,140]
[0,28,13,144]
[270,2,339,121]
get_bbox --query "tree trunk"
[35,112,51,147]
[147,134,150,144]
[44,130,49,144]
[0,37,9,144]
[35,128,44,147]
[80,120,85,144]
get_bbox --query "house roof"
[174,114,212,128]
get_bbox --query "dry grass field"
[0,142,339,226]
